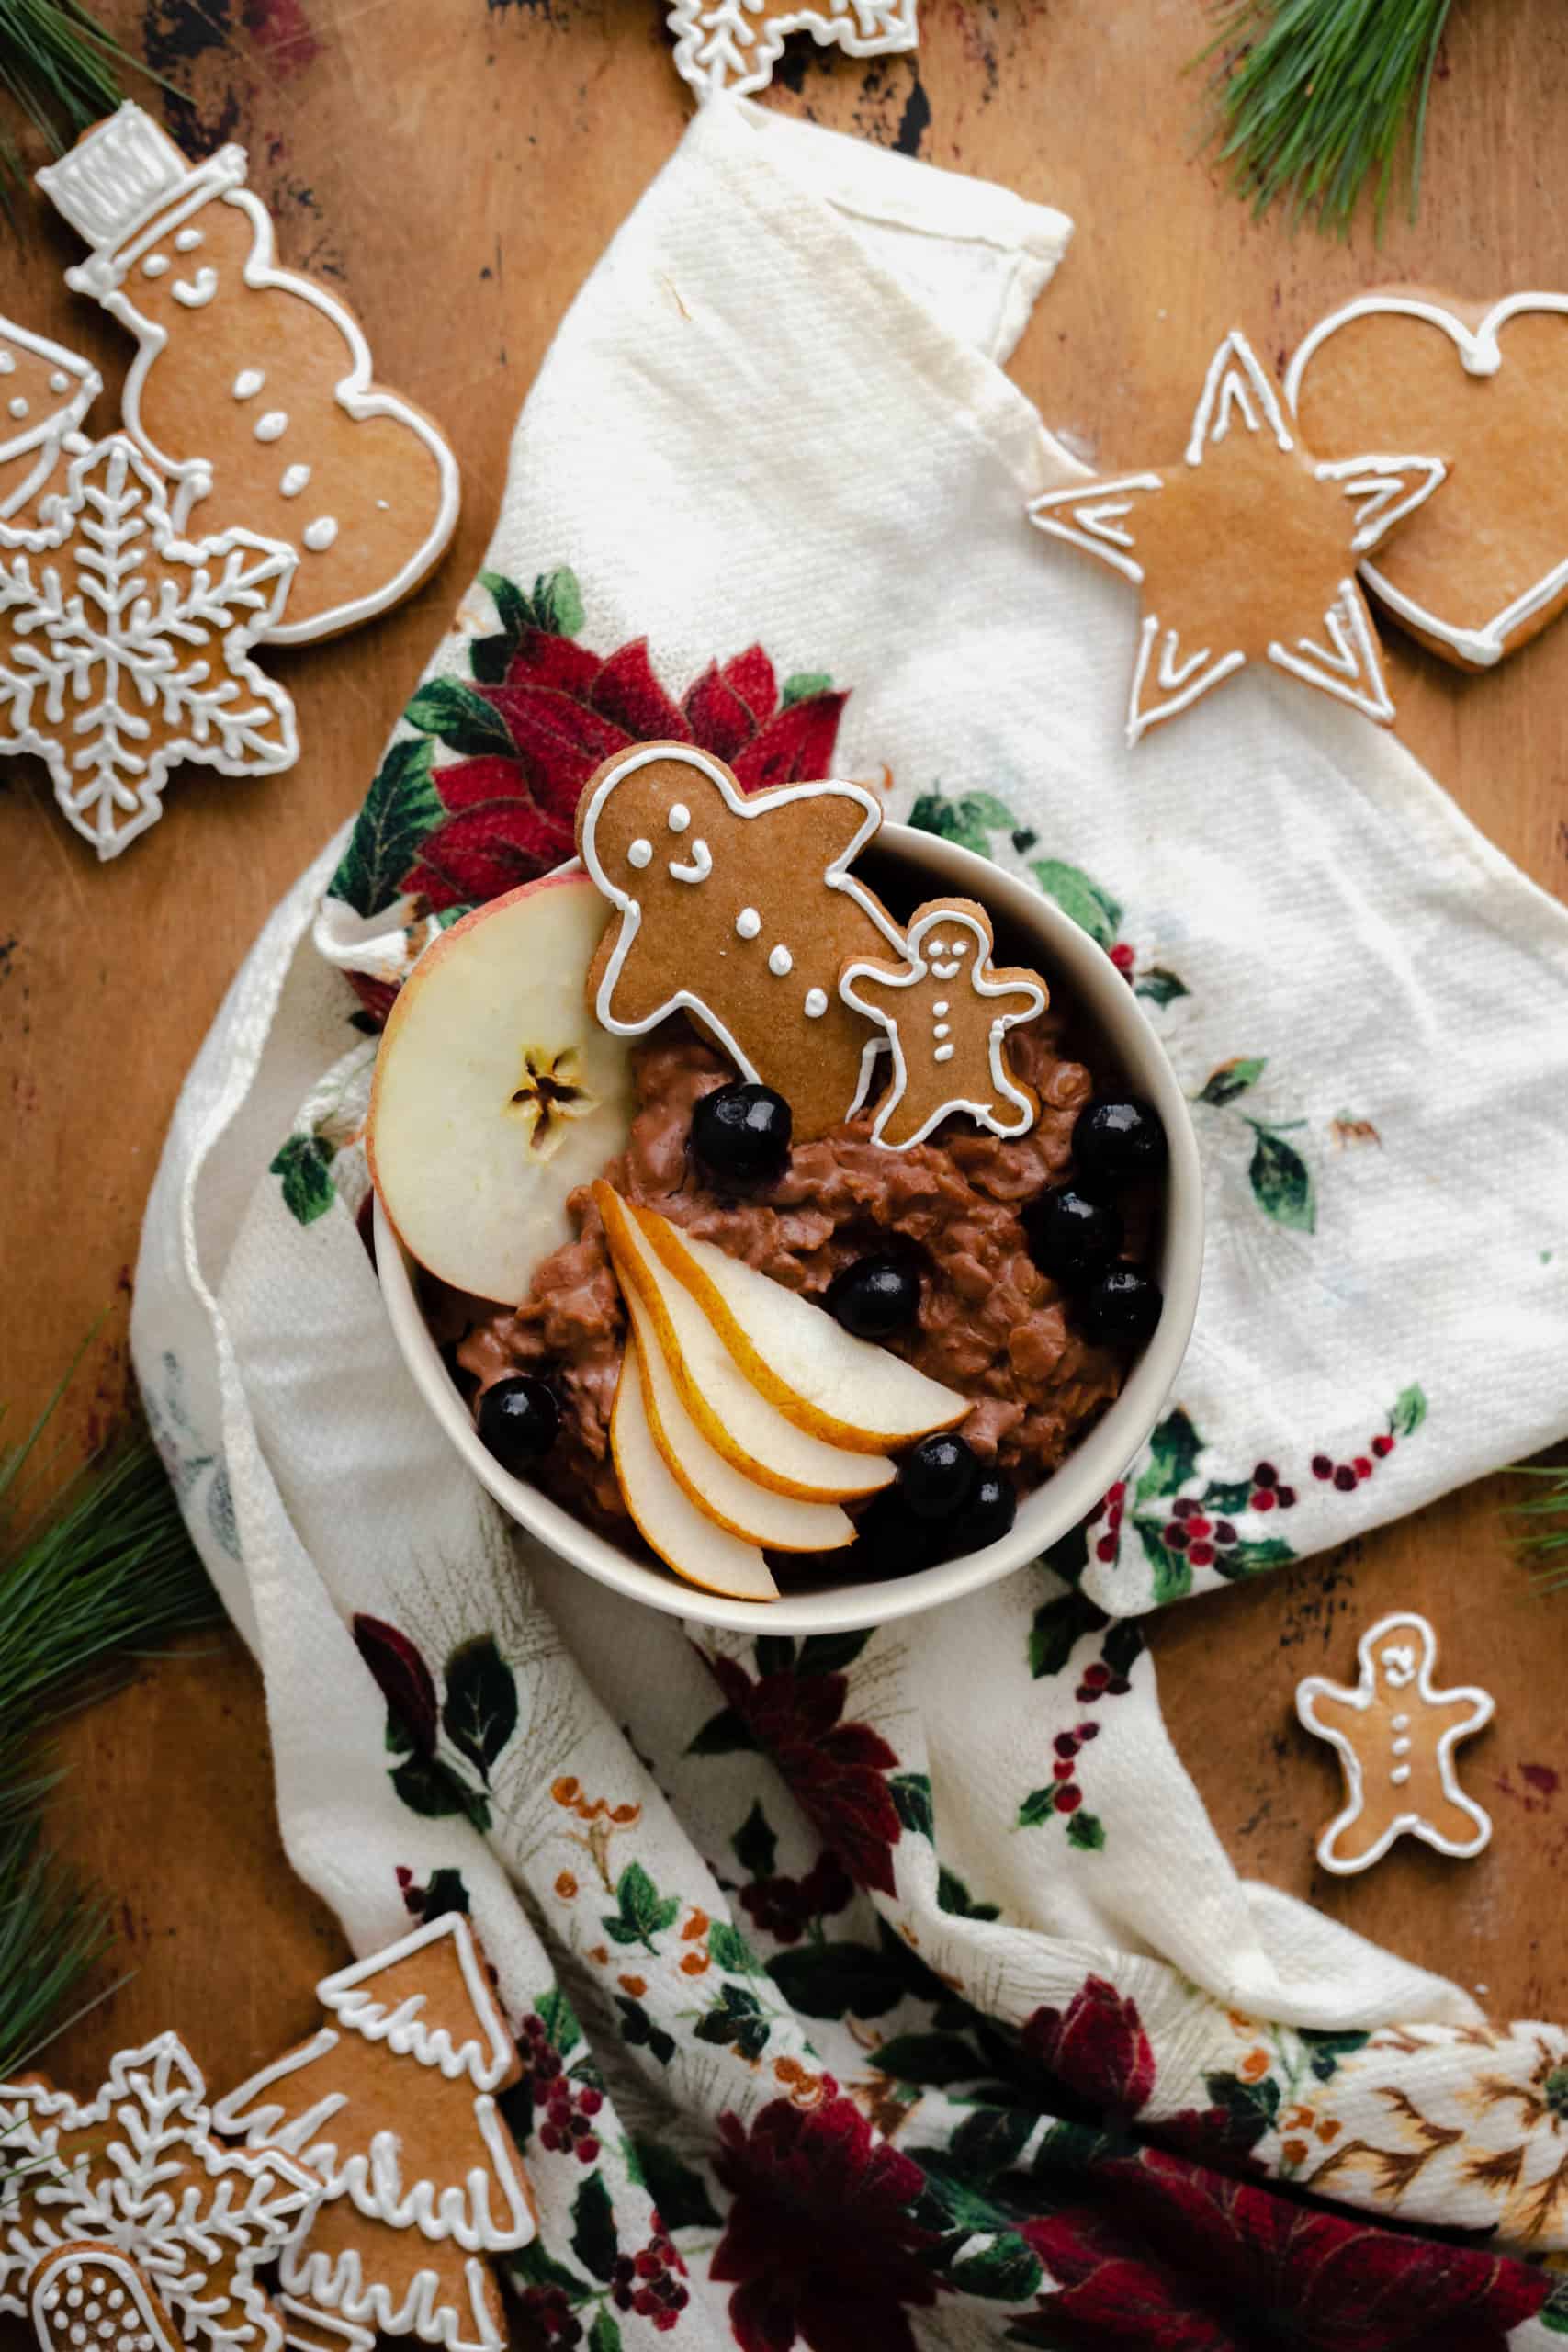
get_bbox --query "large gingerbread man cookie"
[576,741,907,1140]
[1295,1611,1494,1875]
[38,106,458,646]
[840,898,1045,1150]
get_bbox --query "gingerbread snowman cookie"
[1295,1611,1495,1875]
[576,740,908,1141]
[37,106,458,645]
[840,897,1046,1150]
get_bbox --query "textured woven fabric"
[132,99,1568,2348]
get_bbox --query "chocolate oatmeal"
[447,1011,1142,1538]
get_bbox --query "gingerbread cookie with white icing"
[214,1912,534,2352]
[840,898,1046,1150]
[1288,288,1568,668]
[38,105,458,645]
[1295,1611,1494,1876]
[576,740,908,1141]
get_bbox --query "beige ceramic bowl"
[375,820,1203,1634]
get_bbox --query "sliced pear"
[624,1284,854,1553]
[611,1341,779,1601]
[633,1204,966,1453]
[367,867,636,1306]
[594,1182,894,1504]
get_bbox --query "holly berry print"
[1088,1387,1429,1603]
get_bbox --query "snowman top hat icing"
[37,105,245,296]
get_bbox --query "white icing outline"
[0,318,101,523]
[840,901,1045,1150]
[667,0,918,102]
[579,741,907,1114]
[1295,1611,1495,1876]
[0,2032,321,2352]
[32,2245,181,2352]
[212,1915,535,2335]
[1286,290,1568,666]
[276,2295,373,2352]
[0,432,298,860]
[37,107,459,647]
[1029,327,1439,743]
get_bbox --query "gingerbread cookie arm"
[1294,1677,1393,1875]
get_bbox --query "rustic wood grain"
[2,0,1565,2157]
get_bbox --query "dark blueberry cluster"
[692,1081,793,1185]
[1313,1431,1395,1492]
[1025,1096,1167,1352]
[610,2216,690,2331]
[477,1374,560,1474]
[854,1432,1017,1578]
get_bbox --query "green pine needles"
[0,0,152,215]
[1512,1463,1568,1594]
[0,1372,219,2080]
[1202,0,1457,233]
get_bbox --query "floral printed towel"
[132,99,1568,2349]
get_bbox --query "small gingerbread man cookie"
[1295,1611,1494,1876]
[839,898,1046,1151]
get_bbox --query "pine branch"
[1511,1461,1568,1593]
[1,1375,220,2080]
[0,0,167,224]
[1199,0,1456,234]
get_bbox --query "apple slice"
[595,1182,894,1503]
[611,1340,780,1601]
[367,867,635,1305]
[624,1283,854,1552]
[633,1204,966,1453]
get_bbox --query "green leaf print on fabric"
[537,1985,584,2060]
[1134,1409,1202,1510]
[1198,1055,1267,1107]
[1067,1812,1107,1852]
[1247,1123,1316,1232]
[1133,1516,1194,1603]
[950,2236,1043,2302]
[587,2312,622,2352]
[1392,1383,1428,1437]
[936,1866,1001,1922]
[615,1996,676,2066]
[731,1800,777,1881]
[440,1634,519,1781]
[889,1772,934,1839]
[1298,2029,1371,2083]
[602,1861,680,1953]
[1029,858,1122,952]
[403,676,520,762]
[330,735,445,920]
[910,786,1021,858]
[781,671,834,706]
[1134,966,1190,1007]
[694,1983,772,2061]
[707,1919,768,1977]
[628,2139,722,2232]
[766,1939,906,2020]
[687,1706,756,1757]
[874,2032,992,2086]
[570,2173,619,2284]
[795,1629,873,1675]
[268,1132,337,1227]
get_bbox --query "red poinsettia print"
[1017,2145,1547,2350]
[713,2092,938,2352]
[703,1651,903,1898]
[1023,1975,1156,2117]
[404,626,848,914]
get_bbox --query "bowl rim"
[373,819,1204,1633]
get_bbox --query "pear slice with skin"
[611,1340,780,1601]
[626,1284,855,1552]
[632,1203,967,1453]
[594,1182,894,1504]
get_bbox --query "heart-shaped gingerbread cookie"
[1286,289,1568,669]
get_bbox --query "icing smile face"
[908,908,985,981]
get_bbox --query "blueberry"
[897,1431,979,1521]
[852,1489,942,1578]
[961,1468,1017,1551]
[825,1255,920,1340]
[477,1374,561,1472]
[1024,1185,1123,1283]
[692,1081,792,1184]
[1082,1267,1163,1349]
[1074,1097,1167,1182]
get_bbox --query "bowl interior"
[376,822,1203,1633]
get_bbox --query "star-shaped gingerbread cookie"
[1027,329,1447,744]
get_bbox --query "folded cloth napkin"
[133,99,1568,2349]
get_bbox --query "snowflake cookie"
[667,0,917,99]
[0,2033,340,2352]
[0,433,298,858]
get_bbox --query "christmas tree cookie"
[213,1913,535,2352]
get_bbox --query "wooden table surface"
[4,0,1567,2124]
